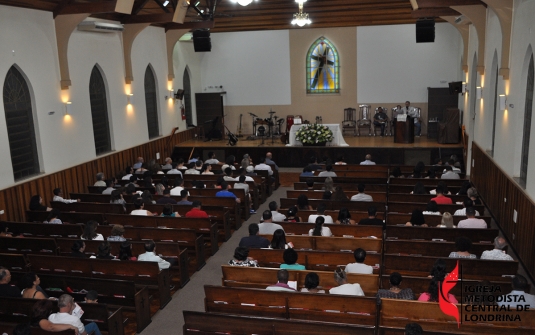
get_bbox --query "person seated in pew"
[121,166,134,180]
[84,290,98,304]
[43,208,62,224]
[335,155,347,165]
[107,224,127,241]
[268,201,286,221]
[48,294,102,335]
[94,172,106,187]
[318,164,337,177]
[300,166,315,177]
[239,223,270,249]
[118,241,137,261]
[390,167,404,179]
[80,221,104,241]
[222,167,235,181]
[185,201,209,218]
[454,198,481,216]
[12,323,31,335]
[259,210,284,235]
[410,182,426,195]
[322,191,332,200]
[422,201,441,215]
[52,188,80,204]
[236,167,254,182]
[241,153,252,170]
[101,179,115,195]
[456,181,471,196]
[467,187,482,205]
[205,151,223,165]
[350,184,373,202]
[20,272,48,299]
[457,207,487,229]
[161,157,173,170]
[184,162,200,175]
[296,194,314,211]
[91,242,116,260]
[246,165,257,177]
[329,267,364,296]
[437,212,454,228]
[449,236,477,259]
[345,248,373,274]
[167,162,183,176]
[280,249,305,270]
[31,300,81,334]
[170,178,188,197]
[308,203,333,223]
[360,154,376,166]
[125,181,138,195]
[176,158,187,171]
[154,183,165,196]
[156,188,178,205]
[255,156,274,176]
[160,204,180,218]
[480,236,514,261]
[336,208,356,225]
[29,194,52,212]
[0,267,21,298]
[306,178,315,190]
[70,241,87,258]
[405,210,427,227]
[300,272,325,293]
[110,189,127,212]
[141,190,156,204]
[176,189,193,206]
[133,157,144,170]
[265,152,279,171]
[405,323,423,335]
[284,206,300,222]
[429,181,451,196]
[441,165,460,179]
[358,206,384,227]
[376,272,415,304]
[235,176,254,214]
[309,217,332,237]
[332,186,349,202]
[306,156,322,171]
[225,155,238,170]
[266,269,297,292]
[497,274,535,308]
[228,246,258,267]
[216,181,242,204]
[418,275,458,304]
[270,229,293,249]
[430,185,452,204]
[130,198,155,216]
[138,240,170,270]
[425,167,437,179]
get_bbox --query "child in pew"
[228,247,259,267]
[280,249,305,270]
[84,290,98,304]
[405,323,423,335]
[329,267,364,296]
[300,272,325,294]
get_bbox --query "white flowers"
[295,123,334,144]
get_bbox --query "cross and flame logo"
[439,261,460,327]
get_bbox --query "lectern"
[394,116,415,143]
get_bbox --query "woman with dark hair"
[125,183,137,195]
[309,216,332,236]
[411,182,426,195]
[457,181,471,196]
[142,177,154,189]
[405,209,427,227]
[43,209,62,224]
[31,300,79,333]
[270,229,289,249]
[228,247,258,267]
[423,201,440,215]
[300,166,314,177]
[81,220,103,240]
[200,164,214,175]
[426,167,437,179]
[335,155,346,165]
[95,241,115,260]
[336,208,355,225]
[161,204,179,217]
[418,275,458,303]
[332,186,349,201]
[119,241,137,261]
[280,248,305,270]
[449,236,477,259]
[284,206,300,222]
[20,273,47,299]
[300,272,325,293]
[70,240,86,258]
[376,272,414,304]
[297,194,313,210]
[390,167,403,178]
[430,258,447,278]
[29,195,51,211]
[322,191,332,200]
[141,190,155,205]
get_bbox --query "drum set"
[247,110,285,143]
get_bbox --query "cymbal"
[249,113,258,117]
[269,111,276,114]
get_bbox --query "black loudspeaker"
[448,81,463,95]
[193,30,211,52]
[416,19,435,43]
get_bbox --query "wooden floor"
[176,134,462,148]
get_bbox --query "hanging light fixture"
[230,0,253,6]
[292,0,311,27]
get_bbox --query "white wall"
[173,39,203,126]
[356,23,462,103]
[200,30,292,106]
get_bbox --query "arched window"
[144,65,160,139]
[306,37,340,94]
[183,68,193,125]
[89,65,112,155]
[2,65,40,180]
[520,55,534,187]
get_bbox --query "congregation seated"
[43,209,62,224]
[405,209,427,227]
[266,269,296,292]
[376,272,414,304]
[457,207,487,228]
[300,272,325,293]
[29,194,52,211]
[70,241,87,258]
[20,272,47,300]
[239,224,270,249]
[258,210,283,234]
[307,203,333,223]
[481,236,514,261]
[309,216,332,237]
[329,267,364,296]
[497,274,535,308]
[228,246,258,267]
[280,248,305,270]
[350,183,373,202]
[270,229,291,250]
[80,221,103,241]
[32,299,80,334]
[283,206,300,222]
[357,206,383,227]
[448,236,477,259]
[345,248,373,274]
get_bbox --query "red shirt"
[185,208,209,218]
[431,195,452,204]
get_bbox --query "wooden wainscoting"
[471,142,535,282]
[0,129,196,222]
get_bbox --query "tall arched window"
[306,37,340,94]
[183,68,192,125]
[2,65,40,180]
[89,65,112,155]
[520,55,534,187]
[144,65,160,139]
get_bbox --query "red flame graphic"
[439,261,460,328]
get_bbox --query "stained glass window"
[306,37,340,94]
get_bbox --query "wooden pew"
[383,254,518,281]
[221,265,379,295]
[329,165,390,172]
[3,220,84,237]
[386,213,492,227]
[384,239,493,257]
[10,272,151,333]
[55,238,190,286]
[280,198,386,212]
[379,298,535,335]
[388,201,484,215]
[183,310,376,335]
[0,324,75,335]
[277,222,383,238]
[0,297,124,335]
[0,253,29,272]
[186,188,250,221]
[390,178,468,187]
[248,248,381,272]
[293,182,388,192]
[25,210,105,225]
[287,190,387,203]
[27,255,172,309]
[0,236,58,256]
[279,209,385,222]
[259,234,382,253]
[299,176,388,184]
[389,184,461,194]
[385,226,499,243]
[182,174,267,200]
[388,193,469,204]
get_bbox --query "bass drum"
[256,125,267,137]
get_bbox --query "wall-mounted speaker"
[193,30,211,52]
[416,19,435,43]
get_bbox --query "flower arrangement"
[295,123,334,145]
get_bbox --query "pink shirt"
[418,292,458,304]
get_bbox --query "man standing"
[457,207,487,228]
[48,294,102,335]
[258,210,284,234]
[373,107,389,136]
[404,101,421,137]
[138,240,171,270]
[239,223,270,249]
[480,236,514,261]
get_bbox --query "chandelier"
[230,0,253,6]
[291,0,311,27]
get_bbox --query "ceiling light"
[163,0,170,6]
[291,1,311,27]
[230,0,253,6]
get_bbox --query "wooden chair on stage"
[357,104,372,136]
[342,107,357,136]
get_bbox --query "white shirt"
[497,290,535,308]
[122,174,133,180]
[272,211,286,222]
[308,226,332,237]
[255,163,273,175]
[94,181,106,187]
[453,208,480,216]
[318,171,337,177]
[258,222,284,235]
[80,233,104,241]
[422,211,441,215]
[170,186,186,196]
[350,193,373,202]
[167,169,183,176]
[52,195,77,204]
[458,218,487,229]
[138,251,171,270]
[480,249,514,261]
[360,160,376,165]
[345,262,373,274]
[329,283,364,296]
[441,171,460,179]
[131,209,149,216]
[205,158,219,164]
[48,313,84,334]
[234,183,249,194]
[184,169,200,175]
[307,214,333,224]
[102,187,114,195]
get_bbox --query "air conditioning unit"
[78,21,124,33]
[454,15,471,25]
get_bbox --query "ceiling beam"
[416,0,483,8]
[123,13,174,23]
[154,0,171,13]
[55,1,118,16]
[411,8,460,18]
[132,0,151,15]
[53,0,74,18]
[165,20,214,31]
